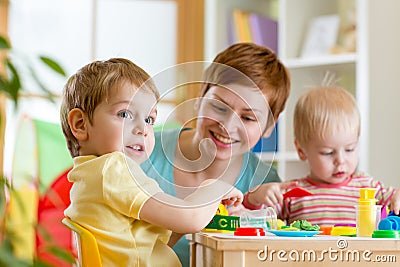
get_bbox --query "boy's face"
[83,84,157,164]
[297,130,359,184]
[195,83,271,161]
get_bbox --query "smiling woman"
[192,83,270,170]
[141,42,292,267]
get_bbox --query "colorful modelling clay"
[234,227,266,236]
[290,220,320,231]
[203,204,240,232]
[378,215,400,230]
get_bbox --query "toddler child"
[60,58,243,266]
[274,86,400,225]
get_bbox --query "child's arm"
[244,180,298,208]
[389,189,400,215]
[139,179,243,233]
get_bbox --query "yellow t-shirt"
[64,151,181,267]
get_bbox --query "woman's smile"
[209,130,238,148]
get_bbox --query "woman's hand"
[246,181,298,208]
[389,189,400,215]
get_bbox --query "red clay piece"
[283,187,313,199]
[234,227,266,236]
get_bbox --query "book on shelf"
[229,9,278,54]
[248,12,278,54]
[230,9,253,43]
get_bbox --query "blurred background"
[1,0,400,265]
[1,0,400,198]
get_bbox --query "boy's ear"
[68,108,89,141]
[294,139,307,161]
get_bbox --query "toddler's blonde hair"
[294,86,360,147]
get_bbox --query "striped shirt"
[278,173,395,226]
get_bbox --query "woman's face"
[195,84,271,161]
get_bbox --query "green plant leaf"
[44,246,75,264]
[6,59,21,85]
[28,66,56,103]
[0,35,11,50]
[6,59,21,104]
[0,238,31,267]
[32,261,54,267]
[0,253,31,267]
[0,76,19,106]
[39,56,66,77]
[35,224,52,242]
[0,34,69,267]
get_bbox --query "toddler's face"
[301,130,359,184]
[84,84,157,164]
[195,83,271,161]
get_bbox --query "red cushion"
[36,168,74,267]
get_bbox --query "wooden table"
[188,232,400,266]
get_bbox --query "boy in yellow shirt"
[61,58,243,266]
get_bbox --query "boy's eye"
[145,116,155,125]
[346,148,355,152]
[320,151,333,156]
[118,111,132,119]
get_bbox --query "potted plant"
[0,34,74,267]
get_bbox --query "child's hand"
[389,189,400,215]
[247,181,298,207]
[221,187,243,207]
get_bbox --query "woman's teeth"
[213,132,233,144]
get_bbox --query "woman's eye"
[346,148,355,152]
[118,111,132,119]
[242,116,256,122]
[211,103,226,112]
[145,116,155,125]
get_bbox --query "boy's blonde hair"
[294,86,360,147]
[60,58,159,157]
[200,43,290,125]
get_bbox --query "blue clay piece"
[379,219,394,230]
[388,211,397,217]
[390,216,400,230]
[378,216,400,230]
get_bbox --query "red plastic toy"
[234,227,265,236]
[283,187,312,199]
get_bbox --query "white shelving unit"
[204,0,376,181]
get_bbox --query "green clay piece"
[291,220,320,231]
